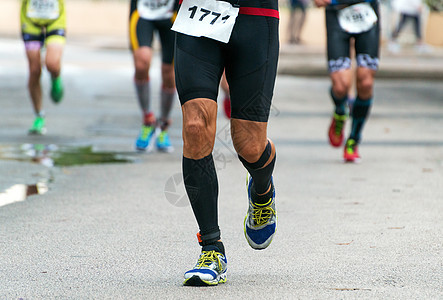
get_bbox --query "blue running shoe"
[184,245,228,286]
[244,175,276,250]
[135,125,155,151]
[156,130,173,152]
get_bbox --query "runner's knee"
[332,82,349,99]
[183,119,214,157]
[46,59,60,75]
[331,73,351,98]
[235,140,265,163]
[231,120,268,162]
[134,50,151,79]
[356,72,374,98]
[134,60,150,79]
[183,105,216,157]
[183,118,206,138]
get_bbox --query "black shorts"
[129,0,175,64]
[174,0,279,122]
[326,2,380,73]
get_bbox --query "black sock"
[251,181,274,205]
[183,155,220,245]
[239,141,276,205]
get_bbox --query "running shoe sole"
[184,273,227,286]
[28,128,47,135]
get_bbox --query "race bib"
[26,0,60,20]
[137,0,175,20]
[171,0,239,43]
[338,2,377,34]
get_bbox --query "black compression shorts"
[174,0,279,122]
[129,0,175,64]
[326,2,380,73]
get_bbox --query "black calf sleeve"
[330,87,348,116]
[183,155,220,245]
[238,141,276,195]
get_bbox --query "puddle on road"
[0,144,136,207]
[0,144,135,167]
[0,182,48,207]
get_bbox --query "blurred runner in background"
[21,0,66,135]
[288,0,308,44]
[314,0,380,162]
[390,0,430,53]
[129,0,178,152]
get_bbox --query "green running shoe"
[29,116,46,135]
[51,76,64,104]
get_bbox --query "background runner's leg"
[26,49,43,115]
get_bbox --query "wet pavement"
[0,37,442,298]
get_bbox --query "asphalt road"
[0,38,442,299]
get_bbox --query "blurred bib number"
[27,0,60,20]
[137,0,175,20]
[171,0,239,43]
[338,3,377,34]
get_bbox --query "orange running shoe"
[328,113,347,147]
[344,139,361,163]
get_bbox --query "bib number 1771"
[187,5,231,25]
[171,0,239,43]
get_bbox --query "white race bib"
[338,2,377,34]
[171,0,239,43]
[26,0,60,20]
[137,0,175,20]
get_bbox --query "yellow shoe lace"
[196,250,222,270]
[140,126,153,140]
[333,113,347,135]
[346,139,356,155]
[252,199,275,226]
[157,131,166,143]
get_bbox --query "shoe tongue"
[202,245,220,252]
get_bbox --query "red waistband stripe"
[239,7,279,19]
